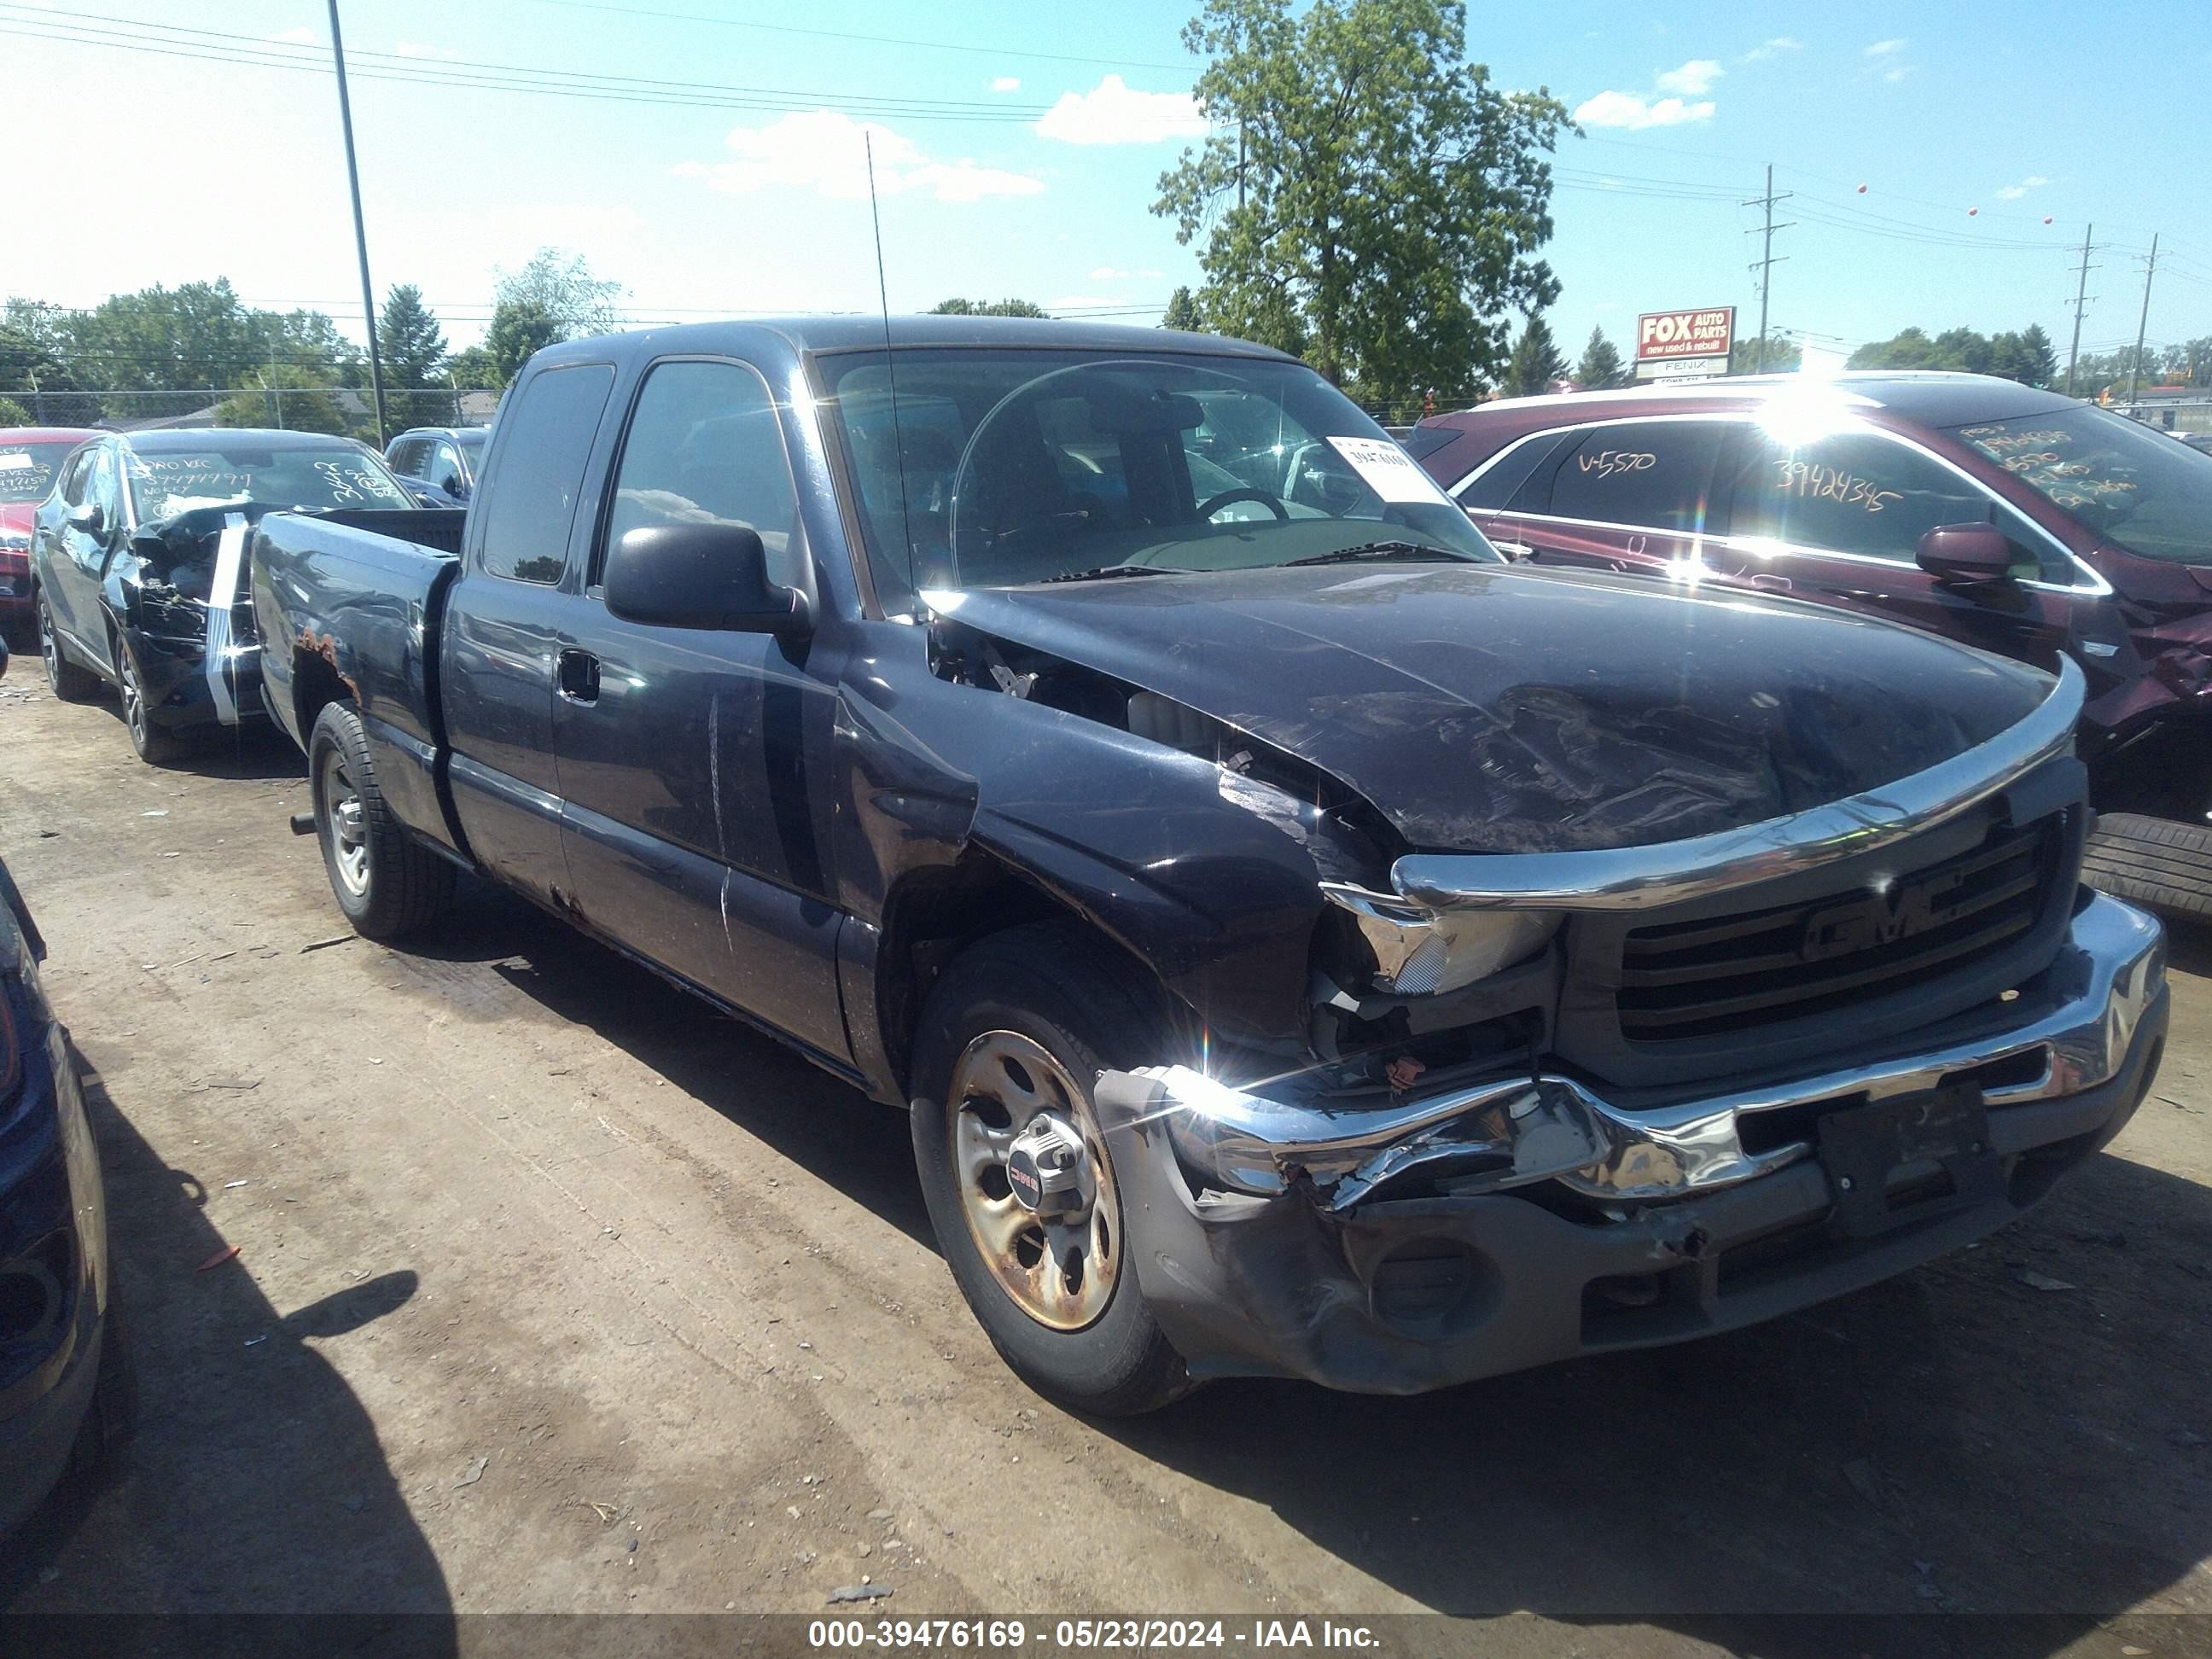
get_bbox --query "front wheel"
[307,703,456,940]
[910,922,1192,1416]
[2082,812,2212,923]
[115,637,186,765]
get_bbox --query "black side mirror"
[67,503,104,538]
[1916,522,2014,585]
[603,521,811,638]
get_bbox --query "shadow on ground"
[2,1039,451,1641]
[377,887,2212,1643]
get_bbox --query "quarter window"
[1723,427,2031,570]
[1458,430,1571,511]
[598,359,801,588]
[477,364,615,585]
[1540,422,1728,531]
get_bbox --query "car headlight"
[1321,884,1560,997]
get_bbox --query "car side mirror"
[603,521,811,638]
[1916,522,2014,585]
[67,503,104,538]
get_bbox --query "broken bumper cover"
[1095,891,2167,1393]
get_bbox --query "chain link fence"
[4,386,489,435]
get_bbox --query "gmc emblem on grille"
[1800,870,1969,962]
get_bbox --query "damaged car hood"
[931,562,2056,853]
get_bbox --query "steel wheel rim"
[320,752,370,896]
[119,649,146,742]
[38,599,59,688]
[947,1030,1121,1332]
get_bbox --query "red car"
[1411,374,2212,917]
[0,429,101,633]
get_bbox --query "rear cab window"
[477,364,616,585]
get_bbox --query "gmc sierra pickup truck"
[251,317,2169,1413]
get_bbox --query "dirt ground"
[2,655,2209,1654]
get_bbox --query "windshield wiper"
[1284,540,1474,568]
[1041,562,1196,584]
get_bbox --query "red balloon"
[1968,206,1979,216]
[2043,215,2054,224]
[1856,183,1868,193]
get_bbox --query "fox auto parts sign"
[1635,306,1733,380]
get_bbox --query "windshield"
[824,349,1495,601]
[1952,406,2212,567]
[0,442,77,506]
[122,444,413,523]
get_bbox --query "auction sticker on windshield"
[1326,435,1448,504]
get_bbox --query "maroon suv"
[1412,374,2212,916]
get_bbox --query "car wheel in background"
[2083,812,2212,923]
[307,703,456,940]
[37,593,99,703]
[909,921,1192,1417]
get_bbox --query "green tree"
[0,395,30,427]
[928,297,1050,317]
[1160,287,1205,332]
[1154,0,1567,404]
[493,247,625,338]
[2017,323,2058,387]
[1502,311,1567,397]
[377,284,451,428]
[484,299,564,387]
[1574,324,1624,389]
[1729,333,1802,374]
[212,364,350,435]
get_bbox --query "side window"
[477,364,616,585]
[60,451,92,507]
[87,449,121,522]
[386,439,425,477]
[1459,431,1571,511]
[1541,422,1729,532]
[598,359,801,587]
[1724,428,2009,566]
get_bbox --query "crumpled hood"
[933,562,2056,853]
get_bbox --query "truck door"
[439,360,617,907]
[49,444,123,673]
[1713,422,2088,674]
[547,356,849,1064]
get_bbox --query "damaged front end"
[1092,660,2174,1393]
[121,505,266,731]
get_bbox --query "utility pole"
[2123,233,2160,411]
[327,0,388,445]
[1742,164,1793,374]
[2064,223,2098,397]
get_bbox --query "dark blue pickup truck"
[249,316,2168,1412]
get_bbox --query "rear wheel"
[37,591,99,703]
[2083,812,2212,923]
[114,637,186,765]
[910,922,1192,1416]
[308,702,456,940]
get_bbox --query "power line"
[1744,164,1792,372]
[2065,224,2099,396]
[2124,236,2160,406]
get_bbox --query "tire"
[114,636,188,765]
[307,702,456,940]
[910,921,1193,1416]
[36,591,99,703]
[2082,812,2212,923]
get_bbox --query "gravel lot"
[3,661,2209,1650]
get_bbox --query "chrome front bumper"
[1103,891,2165,1214]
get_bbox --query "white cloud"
[1883,64,1915,82]
[395,40,461,61]
[1036,75,1206,145]
[1865,38,1907,55]
[990,76,1022,92]
[1655,58,1724,96]
[1574,90,1716,129]
[1994,175,2050,201]
[1741,36,1802,61]
[676,110,1043,203]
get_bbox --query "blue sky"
[9,0,2209,374]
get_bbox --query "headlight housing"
[1321,883,1561,998]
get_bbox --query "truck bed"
[250,507,469,855]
